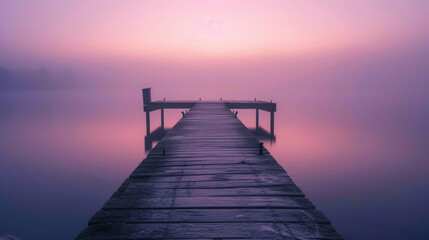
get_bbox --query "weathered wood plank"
[103,196,313,209]
[78,222,341,239]
[118,185,304,198]
[126,179,294,188]
[89,208,331,225]
[130,169,286,177]
[133,164,284,173]
[128,172,292,183]
[137,160,281,168]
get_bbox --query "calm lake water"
[1,87,429,240]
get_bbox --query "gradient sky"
[1,0,429,67]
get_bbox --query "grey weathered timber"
[142,88,277,140]
[76,103,342,239]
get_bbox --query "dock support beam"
[161,108,164,130]
[270,111,275,137]
[146,111,150,136]
[143,88,152,136]
[256,108,259,129]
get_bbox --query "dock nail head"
[259,142,264,155]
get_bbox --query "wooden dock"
[142,88,277,139]
[76,102,342,239]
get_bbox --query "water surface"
[1,85,428,239]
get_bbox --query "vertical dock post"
[161,108,164,130]
[270,111,275,137]
[256,108,259,129]
[145,111,151,136]
[142,88,152,136]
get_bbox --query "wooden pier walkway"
[77,103,342,239]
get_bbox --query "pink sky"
[1,0,428,66]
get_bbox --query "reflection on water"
[145,127,169,151]
[1,89,429,240]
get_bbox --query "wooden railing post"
[270,111,275,137]
[146,111,150,136]
[161,108,164,130]
[256,108,259,129]
[143,88,152,136]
